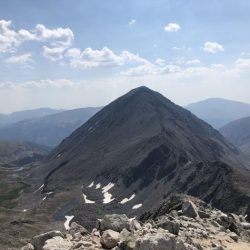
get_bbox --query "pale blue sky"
[0,0,250,112]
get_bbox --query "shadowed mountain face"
[0,107,101,147]
[186,98,250,129]
[27,87,250,229]
[220,117,250,157]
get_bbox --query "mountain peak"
[128,86,152,93]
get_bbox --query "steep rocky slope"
[220,117,250,157]
[20,86,250,233]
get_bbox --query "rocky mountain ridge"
[20,194,250,250]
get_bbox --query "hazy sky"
[0,0,250,113]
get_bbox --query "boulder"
[98,214,131,232]
[42,236,73,250]
[241,222,250,230]
[157,218,180,235]
[134,229,194,250]
[101,229,120,249]
[130,219,142,231]
[32,231,64,250]
[198,210,210,219]
[182,201,199,219]
[68,222,89,236]
[228,232,238,242]
[21,243,34,250]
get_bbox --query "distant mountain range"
[1,98,250,147]
[220,116,250,157]
[23,86,250,230]
[0,140,50,167]
[186,98,250,129]
[0,107,101,147]
[0,108,63,128]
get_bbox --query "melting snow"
[95,183,101,189]
[38,184,44,191]
[129,217,136,221]
[23,209,27,212]
[88,181,94,188]
[120,194,135,204]
[42,197,47,201]
[64,215,74,230]
[132,203,142,209]
[102,183,115,193]
[103,191,114,204]
[83,194,95,204]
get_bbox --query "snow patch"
[120,194,135,204]
[38,184,44,191]
[83,194,95,204]
[103,191,114,204]
[95,183,101,189]
[57,154,61,158]
[102,183,115,193]
[88,181,94,188]
[23,209,27,212]
[64,215,74,231]
[129,217,136,221]
[42,197,47,201]
[132,203,142,209]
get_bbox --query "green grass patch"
[0,177,26,209]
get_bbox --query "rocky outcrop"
[32,231,64,250]
[21,195,250,250]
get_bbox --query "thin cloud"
[186,59,201,65]
[66,47,149,69]
[129,19,136,26]
[0,19,74,53]
[5,53,32,65]
[43,46,66,61]
[203,42,224,54]
[164,23,181,32]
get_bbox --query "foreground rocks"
[21,194,250,250]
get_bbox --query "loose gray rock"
[68,222,89,236]
[42,236,73,250]
[241,222,250,230]
[130,219,142,231]
[198,210,210,219]
[98,214,131,232]
[101,229,120,249]
[32,231,64,250]
[228,232,238,242]
[21,243,34,250]
[182,201,199,219]
[157,218,180,235]
[134,229,193,250]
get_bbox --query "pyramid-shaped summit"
[33,86,250,229]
